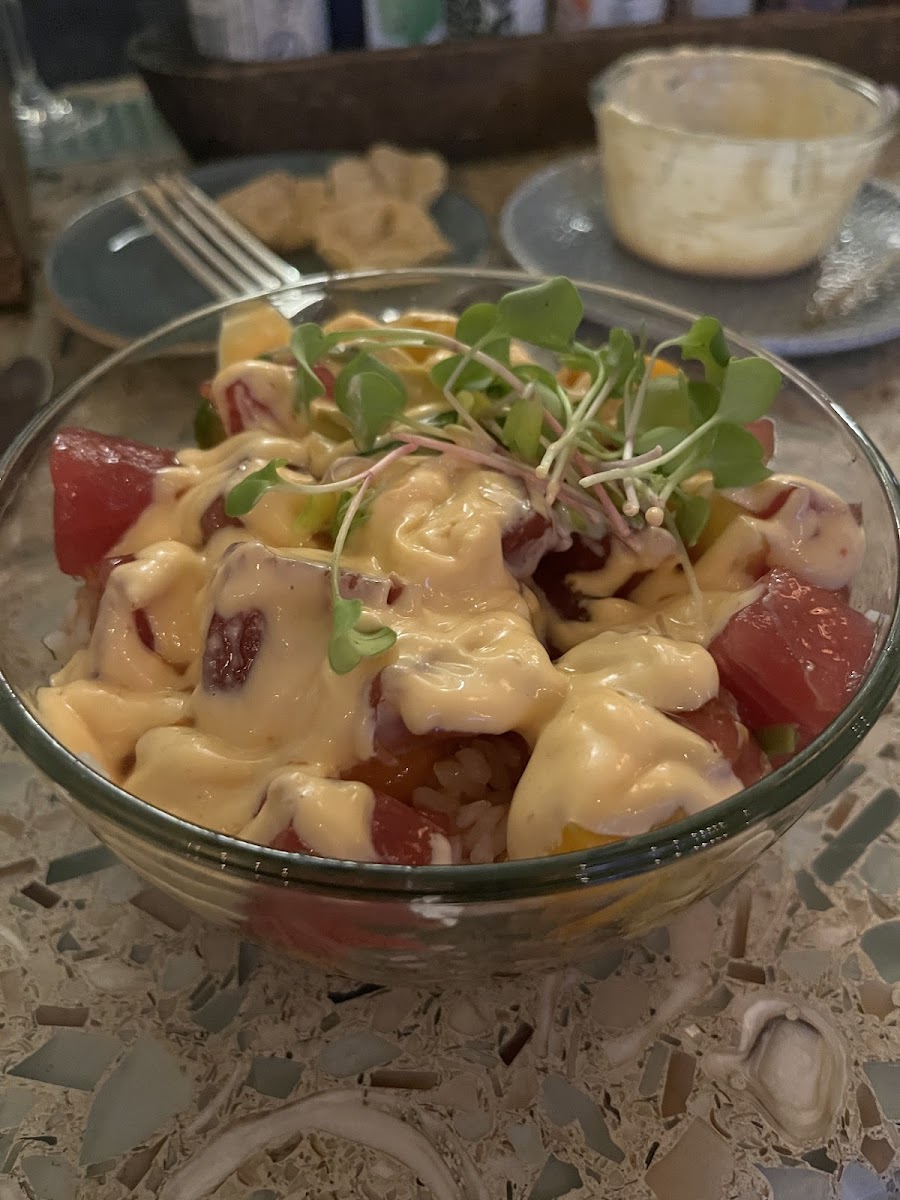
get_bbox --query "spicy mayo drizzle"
[36,318,865,862]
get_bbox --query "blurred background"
[16,0,884,92]
[21,0,146,84]
[18,0,226,85]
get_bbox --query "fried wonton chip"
[286,178,329,250]
[314,198,452,271]
[218,145,451,262]
[218,172,328,254]
[327,157,384,209]
[367,143,448,209]
[218,172,297,248]
[327,145,449,211]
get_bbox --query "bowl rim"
[1,266,899,902]
[589,45,900,149]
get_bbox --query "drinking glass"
[0,0,104,149]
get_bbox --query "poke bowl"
[0,268,897,985]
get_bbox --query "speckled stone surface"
[0,79,899,1200]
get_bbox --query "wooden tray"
[131,5,900,162]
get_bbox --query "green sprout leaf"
[559,345,601,382]
[717,357,782,425]
[431,301,511,393]
[354,403,457,457]
[496,276,584,351]
[293,367,326,412]
[427,410,461,428]
[634,425,687,462]
[345,373,405,451]
[330,488,373,540]
[224,458,287,517]
[502,394,545,463]
[678,317,730,386]
[290,322,331,411]
[513,363,566,422]
[194,397,226,449]
[455,302,500,346]
[430,346,509,394]
[293,492,340,540]
[328,597,397,675]
[674,492,711,547]
[635,375,691,434]
[457,389,498,423]
[601,328,637,393]
[708,423,772,488]
[335,353,406,451]
[687,380,720,425]
[512,363,561,392]
[291,322,329,367]
[327,477,397,675]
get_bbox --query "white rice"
[411,737,521,865]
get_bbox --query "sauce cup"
[590,47,900,278]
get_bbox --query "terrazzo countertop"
[0,79,899,1200]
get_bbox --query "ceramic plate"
[500,156,900,358]
[46,152,491,350]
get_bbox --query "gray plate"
[500,156,900,358]
[46,152,491,350]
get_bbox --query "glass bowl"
[590,47,900,279]
[0,269,898,985]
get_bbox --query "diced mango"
[293,491,340,541]
[556,366,592,397]
[218,301,293,370]
[554,823,620,855]
[322,311,382,336]
[390,311,458,364]
[691,493,747,560]
[647,356,679,378]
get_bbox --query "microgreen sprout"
[216,276,783,673]
[327,478,397,675]
[224,459,287,518]
[194,395,226,450]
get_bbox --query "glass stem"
[0,0,58,111]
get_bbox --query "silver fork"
[123,173,302,299]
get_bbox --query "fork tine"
[139,182,267,296]
[123,191,238,301]
[157,175,293,292]
[161,174,302,287]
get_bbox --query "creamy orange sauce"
[36,315,865,862]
